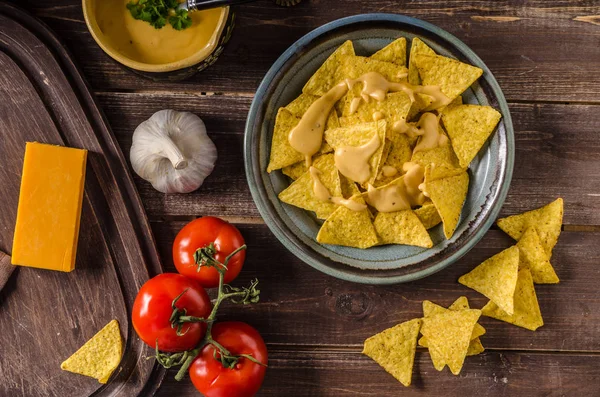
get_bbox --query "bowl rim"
[82,0,229,73]
[244,13,515,284]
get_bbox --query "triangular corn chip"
[414,54,483,101]
[337,55,409,85]
[446,95,463,109]
[423,167,469,239]
[324,120,387,187]
[442,104,502,168]
[421,309,481,375]
[282,160,307,180]
[373,210,433,248]
[340,175,361,199]
[278,154,341,219]
[516,227,559,284]
[458,246,520,315]
[371,37,407,67]
[497,198,563,256]
[411,131,461,171]
[466,338,485,356]
[482,268,544,331]
[60,320,122,384]
[341,91,412,125]
[303,40,355,95]
[414,202,442,229]
[363,318,422,387]
[375,131,413,187]
[419,298,485,348]
[408,37,435,85]
[316,194,379,248]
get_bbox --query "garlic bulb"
[130,110,217,194]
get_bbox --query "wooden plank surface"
[12,0,600,102]
[99,92,600,226]
[156,349,600,396]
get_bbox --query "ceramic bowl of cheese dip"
[82,0,235,81]
[244,13,514,285]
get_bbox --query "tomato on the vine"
[132,273,212,352]
[173,216,246,288]
[189,322,268,397]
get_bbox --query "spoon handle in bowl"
[181,0,258,11]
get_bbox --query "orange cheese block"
[12,142,87,272]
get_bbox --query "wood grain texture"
[10,0,600,102]
[0,4,165,396]
[157,349,600,396]
[154,222,600,352]
[99,92,600,226]
[0,251,14,291]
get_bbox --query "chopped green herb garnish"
[126,0,193,30]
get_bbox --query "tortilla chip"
[442,104,502,168]
[363,318,422,387]
[414,202,442,229]
[466,338,485,356]
[482,268,544,331]
[458,246,520,315]
[371,37,407,67]
[60,320,122,384]
[415,54,483,101]
[340,175,361,199]
[337,55,408,85]
[303,40,355,96]
[423,167,469,239]
[342,91,412,124]
[446,95,464,109]
[324,120,387,186]
[373,210,433,248]
[421,309,481,375]
[517,227,559,284]
[375,127,414,187]
[278,154,342,219]
[497,198,563,257]
[408,37,436,85]
[407,93,434,121]
[316,194,379,248]
[282,161,307,180]
[411,133,461,171]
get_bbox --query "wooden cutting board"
[0,3,166,396]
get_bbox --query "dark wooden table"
[11,0,600,395]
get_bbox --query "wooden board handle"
[0,251,15,291]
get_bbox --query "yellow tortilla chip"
[414,202,442,229]
[324,120,387,187]
[414,54,483,101]
[482,268,544,331]
[340,175,361,199]
[316,194,379,248]
[408,37,435,85]
[458,246,520,315]
[517,227,559,284]
[419,298,485,348]
[446,95,463,109]
[423,167,469,239]
[411,131,461,171]
[373,210,433,248]
[60,319,122,384]
[363,318,422,387]
[466,338,485,356]
[282,160,307,180]
[342,91,412,124]
[303,40,355,96]
[442,104,502,168]
[371,37,407,67]
[497,198,563,257]
[375,133,413,187]
[278,154,341,219]
[421,309,481,375]
[407,93,434,121]
[337,55,408,85]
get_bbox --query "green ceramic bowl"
[244,14,514,284]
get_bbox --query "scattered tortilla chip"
[371,37,407,67]
[415,54,483,101]
[408,37,436,85]
[60,319,122,384]
[324,120,387,186]
[316,194,379,248]
[458,246,520,315]
[303,40,355,96]
[373,210,433,248]
[466,338,485,356]
[414,202,442,229]
[278,154,342,219]
[411,132,461,171]
[497,198,563,256]
[421,309,481,375]
[363,318,422,387]
[442,104,502,168]
[423,167,469,239]
[420,298,486,348]
[482,268,544,331]
[517,227,559,284]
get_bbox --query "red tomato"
[132,273,212,352]
[189,322,268,397]
[173,217,246,288]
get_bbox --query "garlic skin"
[130,110,217,194]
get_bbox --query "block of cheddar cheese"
[12,142,87,272]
